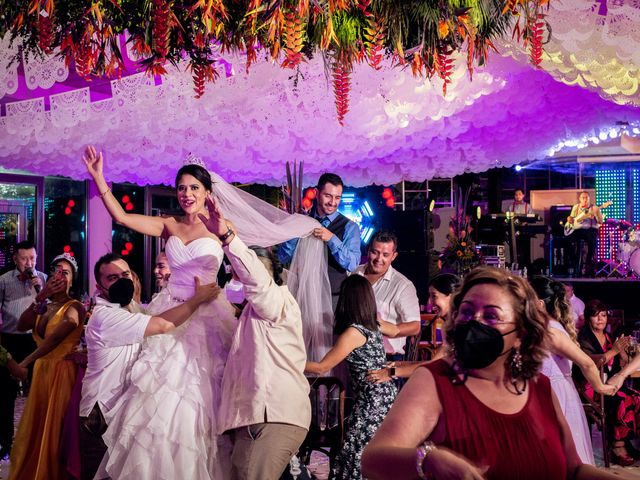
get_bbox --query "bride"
[84,146,240,479]
[83,146,331,479]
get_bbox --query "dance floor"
[1,397,639,479]
[0,397,331,479]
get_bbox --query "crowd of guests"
[2,148,640,480]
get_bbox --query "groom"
[200,195,311,480]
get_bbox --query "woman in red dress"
[362,267,623,480]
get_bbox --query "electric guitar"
[564,200,612,236]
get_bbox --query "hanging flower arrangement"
[0,0,548,123]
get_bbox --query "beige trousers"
[230,422,307,480]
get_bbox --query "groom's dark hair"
[317,173,344,191]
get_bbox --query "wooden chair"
[299,377,346,471]
[576,366,610,467]
[415,314,441,361]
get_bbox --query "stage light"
[595,168,626,260]
[67,199,75,207]
[633,169,640,224]
[305,188,316,199]
[338,191,377,244]
[386,198,395,208]
[476,206,482,220]
[63,245,71,253]
[121,249,129,256]
[302,198,312,209]
[381,188,393,200]
[362,226,375,244]
[125,242,133,251]
[64,207,71,215]
[514,165,522,172]
[125,203,134,211]
[122,195,130,204]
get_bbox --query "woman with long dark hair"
[84,146,237,479]
[305,275,397,480]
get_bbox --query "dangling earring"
[509,348,526,395]
[449,346,469,385]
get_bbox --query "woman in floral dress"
[305,275,397,480]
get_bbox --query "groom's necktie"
[320,216,331,228]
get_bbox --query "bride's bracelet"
[219,228,235,243]
[416,441,436,479]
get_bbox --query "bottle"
[318,384,328,431]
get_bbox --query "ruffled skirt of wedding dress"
[96,290,237,480]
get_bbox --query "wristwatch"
[388,366,397,379]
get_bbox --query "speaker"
[384,210,433,254]
[550,205,572,237]
[391,253,433,305]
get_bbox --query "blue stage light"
[339,191,377,244]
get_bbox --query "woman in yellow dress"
[9,253,85,480]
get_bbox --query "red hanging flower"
[192,61,219,99]
[333,61,351,126]
[529,12,545,68]
[152,0,171,61]
[282,10,306,69]
[37,12,54,54]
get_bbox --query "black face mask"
[452,320,517,370]
[107,277,135,307]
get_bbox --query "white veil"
[210,172,333,361]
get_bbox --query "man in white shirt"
[565,282,585,329]
[504,188,533,215]
[200,196,310,480]
[80,252,219,480]
[354,231,421,362]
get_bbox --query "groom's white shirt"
[80,297,150,416]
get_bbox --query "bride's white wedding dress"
[98,236,237,479]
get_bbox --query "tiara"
[184,153,207,169]
[51,252,78,273]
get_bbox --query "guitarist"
[566,191,604,277]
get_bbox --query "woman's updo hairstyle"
[175,164,213,192]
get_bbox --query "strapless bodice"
[164,236,222,298]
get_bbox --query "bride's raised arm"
[83,145,168,237]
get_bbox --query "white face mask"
[224,279,245,305]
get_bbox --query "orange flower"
[460,241,467,247]
[456,250,463,257]
[438,20,449,39]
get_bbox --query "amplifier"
[478,244,506,269]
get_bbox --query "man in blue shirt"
[279,173,361,306]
